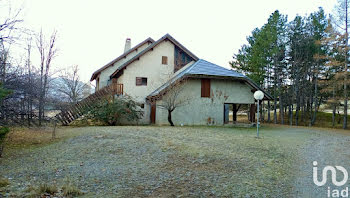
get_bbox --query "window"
[140,104,145,108]
[162,56,168,65]
[201,79,211,97]
[136,77,147,86]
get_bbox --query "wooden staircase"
[55,83,123,125]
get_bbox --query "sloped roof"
[148,59,273,100]
[90,37,155,81]
[110,33,199,79]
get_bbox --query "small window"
[136,77,147,86]
[201,79,211,97]
[140,104,145,108]
[162,56,168,65]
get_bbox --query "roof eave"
[110,34,199,79]
[90,37,155,81]
[147,74,273,101]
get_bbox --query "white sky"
[6,0,338,83]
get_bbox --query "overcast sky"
[7,0,338,83]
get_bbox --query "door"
[150,104,156,124]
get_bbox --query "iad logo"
[313,161,349,197]
[313,161,348,186]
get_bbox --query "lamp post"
[254,90,264,138]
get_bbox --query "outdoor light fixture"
[254,90,264,138]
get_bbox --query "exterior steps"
[55,83,123,125]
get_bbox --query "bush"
[0,127,9,144]
[0,127,9,157]
[86,97,143,125]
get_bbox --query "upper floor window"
[201,79,211,97]
[136,77,147,86]
[162,56,168,65]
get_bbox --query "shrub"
[0,127,9,157]
[86,97,143,125]
[0,127,9,144]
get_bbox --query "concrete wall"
[96,41,152,89]
[155,78,255,125]
[116,40,177,123]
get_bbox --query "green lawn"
[0,125,347,197]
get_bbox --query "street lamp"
[254,90,264,138]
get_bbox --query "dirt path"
[294,129,350,197]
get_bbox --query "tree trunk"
[279,79,284,124]
[344,1,348,129]
[332,104,336,127]
[312,65,319,126]
[267,100,271,122]
[274,80,277,124]
[168,110,174,126]
[289,103,293,126]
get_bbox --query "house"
[90,34,272,125]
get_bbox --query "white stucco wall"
[116,40,176,123]
[96,41,152,89]
[155,78,255,125]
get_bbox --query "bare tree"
[57,65,91,104]
[156,79,191,126]
[36,30,57,126]
[0,0,23,43]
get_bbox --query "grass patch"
[6,128,56,148]
[62,183,83,197]
[0,126,331,197]
[0,178,10,187]
[39,183,58,195]
[23,183,58,198]
[3,127,83,151]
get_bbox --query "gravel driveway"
[293,129,350,198]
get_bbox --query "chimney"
[124,38,131,53]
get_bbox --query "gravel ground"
[0,126,349,197]
[293,129,350,198]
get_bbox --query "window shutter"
[162,56,168,65]
[201,79,210,97]
[136,77,142,86]
[136,77,147,86]
[142,78,147,85]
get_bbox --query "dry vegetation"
[0,125,349,197]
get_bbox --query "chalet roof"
[90,37,155,81]
[110,33,199,79]
[147,59,273,100]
